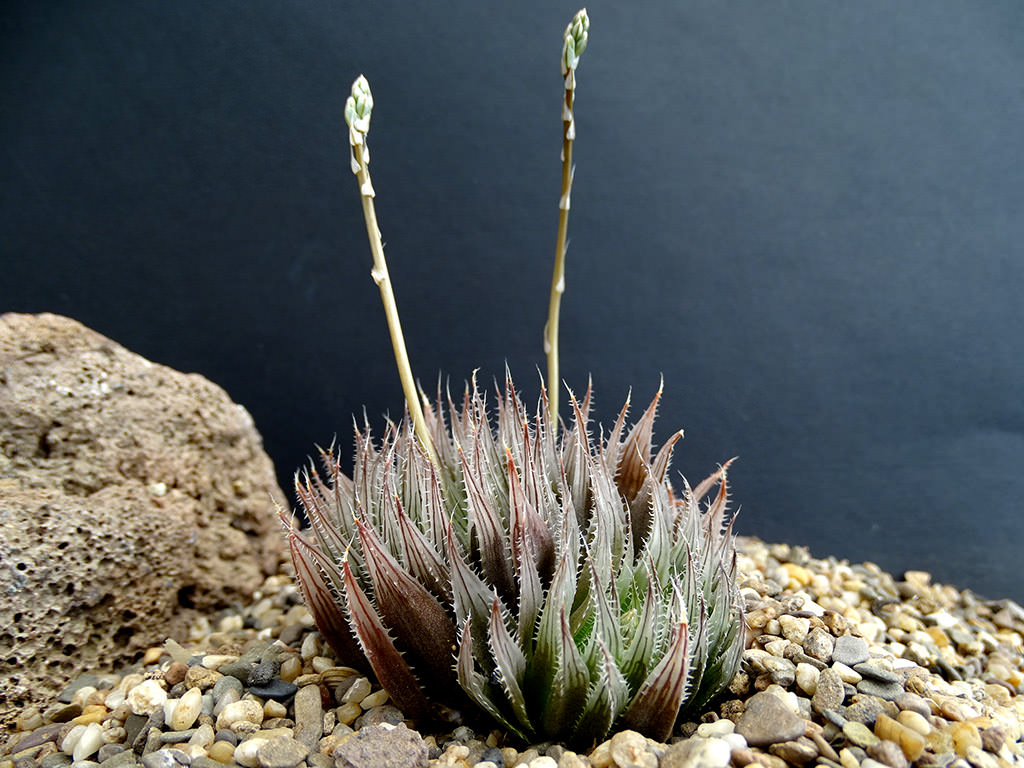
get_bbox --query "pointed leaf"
[340,557,431,719]
[487,596,533,733]
[282,523,364,668]
[458,443,514,598]
[621,605,691,742]
[456,616,529,741]
[355,519,458,684]
[615,385,662,502]
[445,518,498,673]
[573,637,629,750]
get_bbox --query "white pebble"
[216,699,264,731]
[311,656,334,673]
[696,719,735,738]
[300,634,320,661]
[163,697,178,725]
[170,687,203,730]
[61,725,86,755]
[213,687,240,716]
[796,662,820,695]
[127,679,167,715]
[832,662,863,684]
[779,615,811,644]
[71,686,99,708]
[722,733,748,751]
[104,688,126,710]
[342,677,372,704]
[234,737,268,768]
[667,736,732,768]
[72,722,104,762]
[189,723,216,748]
[360,689,389,709]
[528,758,558,768]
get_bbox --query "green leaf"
[456,616,529,741]
[487,596,534,734]
[458,443,514,598]
[621,595,692,742]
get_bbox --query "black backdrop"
[3,2,1023,602]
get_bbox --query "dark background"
[3,2,1023,602]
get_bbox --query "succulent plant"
[284,378,743,745]
[281,8,745,748]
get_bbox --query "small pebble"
[833,636,870,666]
[127,681,167,717]
[842,721,880,749]
[215,700,263,732]
[735,691,805,747]
[170,688,203,731]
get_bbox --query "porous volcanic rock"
[0,312,286,723]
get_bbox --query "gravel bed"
[2,536,1022,768]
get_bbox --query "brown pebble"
[165,662,189,686]
[812,668,845,713]
[874,714,925,761]
[769,737,819,764]
[207,740,236,764]
[142,647,164,665]
[185,665,222,690]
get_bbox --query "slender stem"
[346,76,438,465]
[545,86,574,424]
[545,9,588,424]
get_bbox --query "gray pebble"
[291,685,323,751]
[735,691,806,747]
[70,761,100,768]
[854,663,900,684]
[353,705,405,730]
[213,730,238,747]
[812,668,845,713]
[895,692,931,718]
[867,740,910,768]
[256,737,309,768]
[306,754,333,768]
[59,675,103,704]
[158,731,197,744]
[833,636,870,666]
[123,715,149,749]
[98,752,138,768]
[96,746,125,764]
[217,659,255,682]
[845,697,887,726]
[40,755,72,768]
[189,759,222,768]
[211,675,243,703]
[247,660,281,688]
[479,747,505,766]
[792,652,828,670]
[140,750,189,768]
[142,729,162,757]
[248,680,298,701]
[856,679,904,701]
[821,709,848,728]
[332,723,427,768]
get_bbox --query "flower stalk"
[344,75,438,465]
[545,8,589,423]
